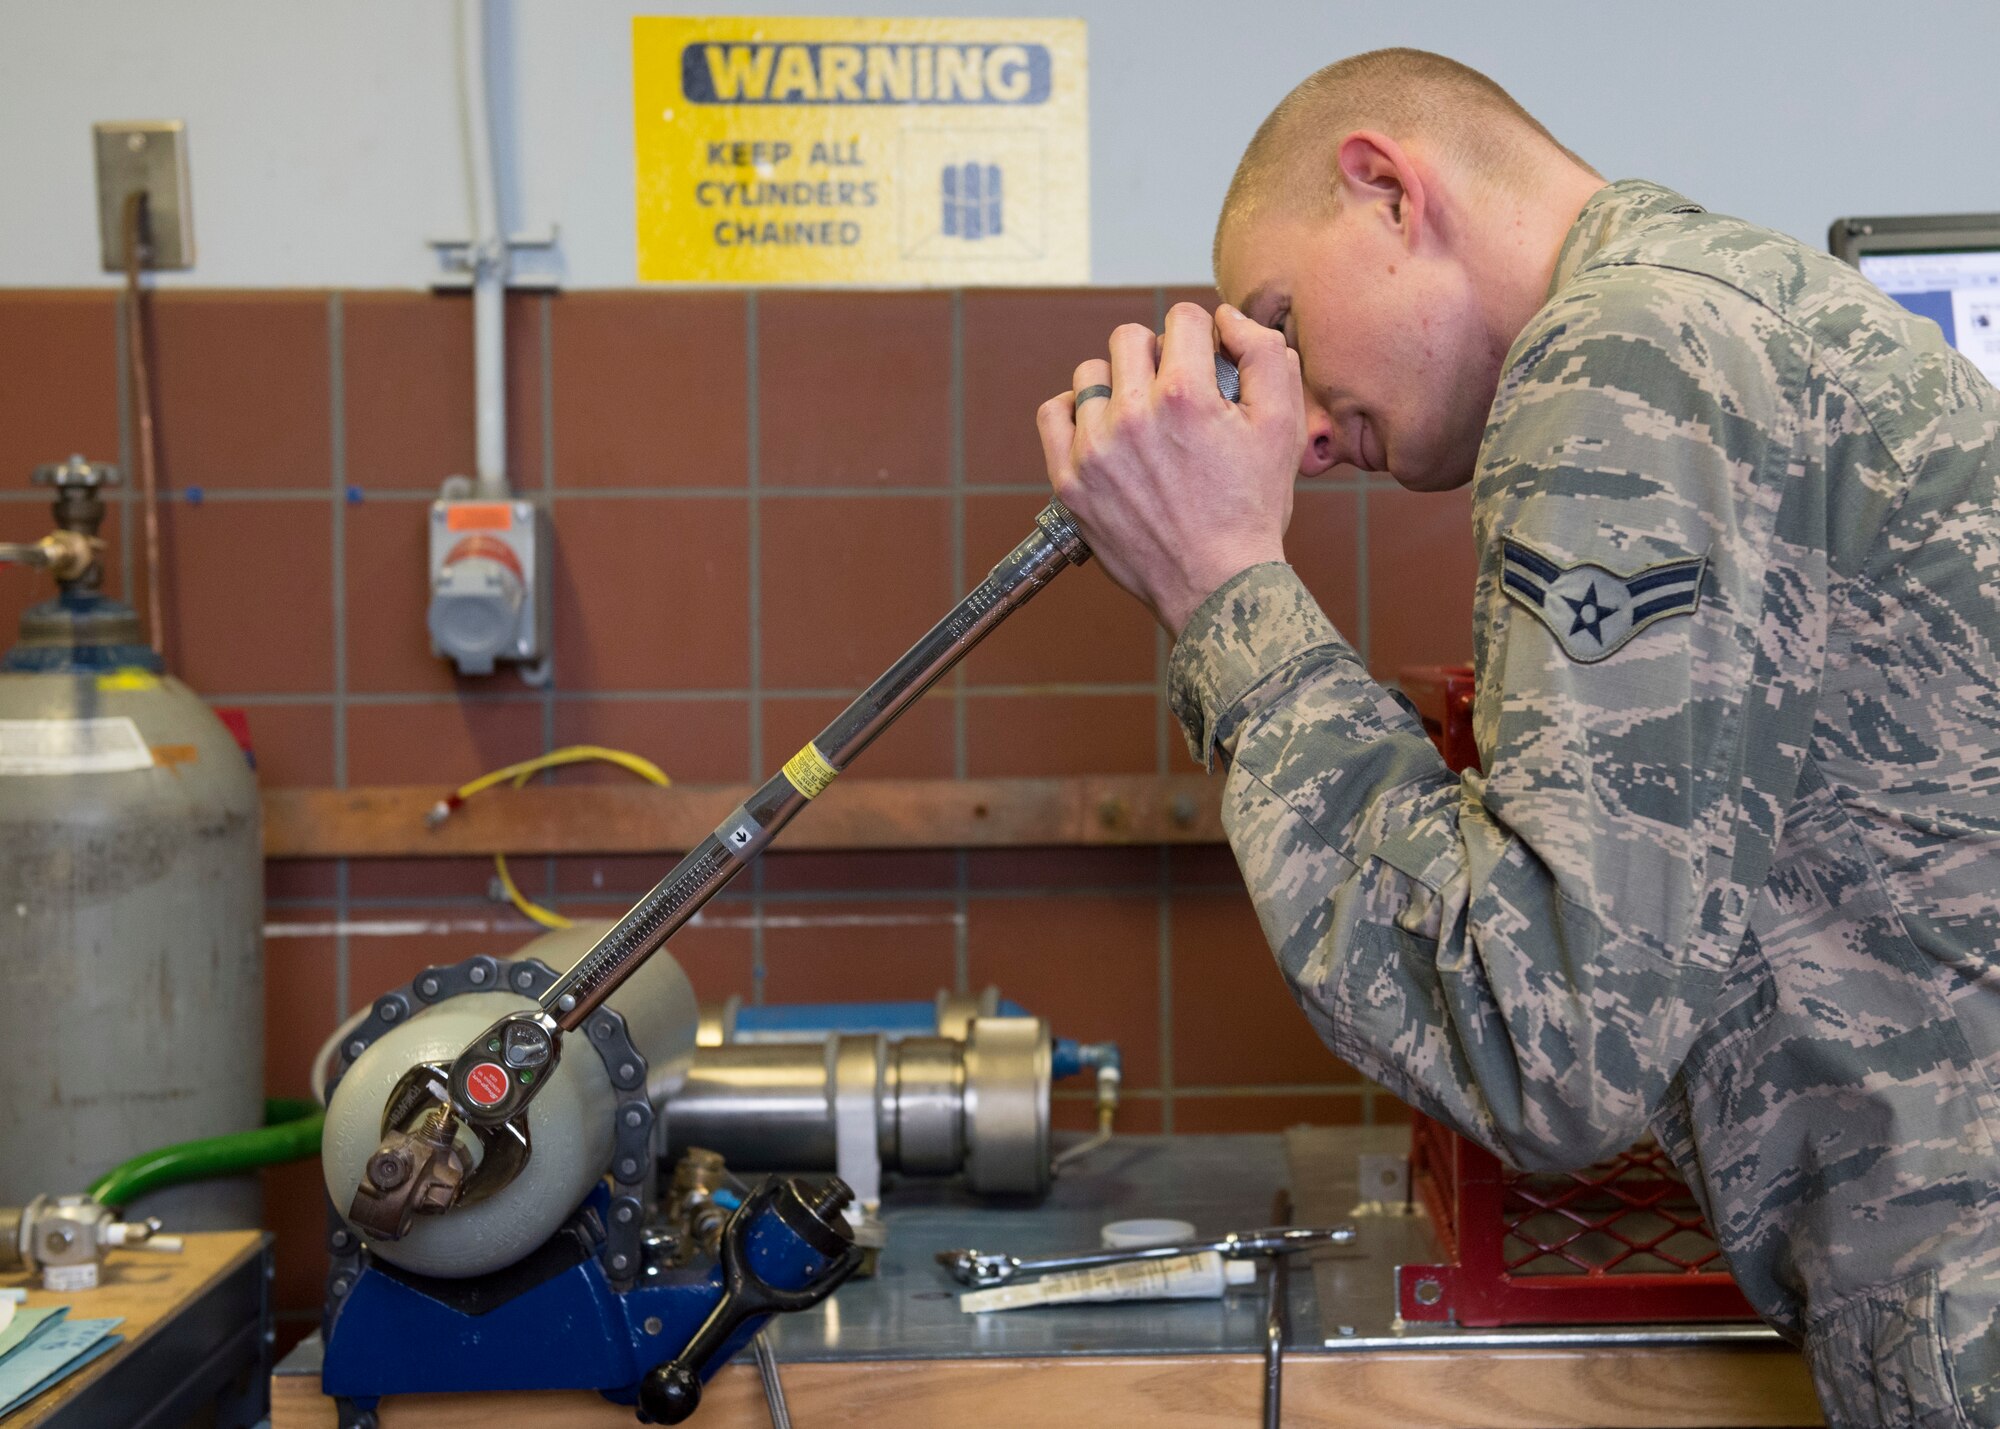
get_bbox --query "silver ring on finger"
[1074,384,1113,407]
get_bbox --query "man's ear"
[1335,131,1427,248]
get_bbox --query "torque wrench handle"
[448,353,1240,1128]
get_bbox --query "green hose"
[88,1097,324,1210]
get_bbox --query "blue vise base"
[323,1186,838,1405]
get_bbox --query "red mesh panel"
[1503,1140,1728,1278]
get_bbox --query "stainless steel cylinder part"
[889,1037,965,1176]
[833,1034,885,1202]
[660,1017,1051,1195]
[963,1017,1051,1196]
[663,1042,841,1168]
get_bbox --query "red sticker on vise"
[464,1062,510,1107]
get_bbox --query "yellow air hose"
[427,745,671,930]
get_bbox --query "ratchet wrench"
[936,1223,1356,1289]
[440,352,1246,1133]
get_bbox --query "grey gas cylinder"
[0,457,264,1228]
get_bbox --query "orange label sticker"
[445,503,515,533]
[149,744,200,769]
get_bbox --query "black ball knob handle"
[637,1361,702,1424]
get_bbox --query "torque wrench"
[444,352,1243,1130]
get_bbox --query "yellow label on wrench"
[782,743,839,799]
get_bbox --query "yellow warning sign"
[633,16,1089,285]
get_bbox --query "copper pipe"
[122,191,166,665]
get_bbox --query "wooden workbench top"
[2,1228,267,1427]
[272,1345,1821,1428]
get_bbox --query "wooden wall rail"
[261,775,1227,858]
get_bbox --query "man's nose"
[1297,395,1342,478]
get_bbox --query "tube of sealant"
[959,1252,1257,1313]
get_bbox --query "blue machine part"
[323,1186,840,1406]
[1052,1038,1121,1082]
[728,997,1029,1040]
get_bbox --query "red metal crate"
[1391,666,1756,1326]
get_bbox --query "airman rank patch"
[1501,539,1707,663]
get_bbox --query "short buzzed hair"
[1215,49,1597,269]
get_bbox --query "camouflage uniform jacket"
[1169,180,2000,1427]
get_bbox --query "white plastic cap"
[1100,1218,1196,1249]
[1225,1259,1258,1286]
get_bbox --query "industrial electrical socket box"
[427,498,548,678]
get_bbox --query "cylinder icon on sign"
[942,162,1003,241]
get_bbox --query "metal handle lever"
[937,1222,1356,1288]
[638,1178,863,1425]
[446,354,1243,1130]
[0,531,96,581]
[0,541,52,568]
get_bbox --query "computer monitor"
[1830,213,2000,386]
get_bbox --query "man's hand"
[1036,301,1306,635]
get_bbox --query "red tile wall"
[0,287,1477,1335]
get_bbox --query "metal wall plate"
[94,121,194,270]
